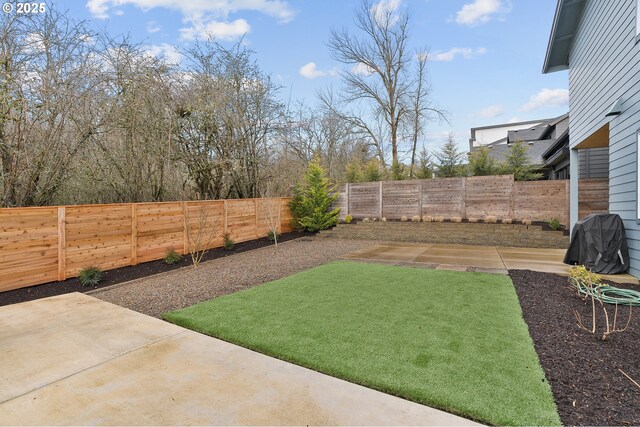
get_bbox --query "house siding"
[578,148,609,178]
[569,0,640,276]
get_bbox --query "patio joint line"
[495,247,508,270]
[0,330,187,406]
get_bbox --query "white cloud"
[521,88,569,112]
[144,43,182,64]
[455,0,511,26]
[371,0,402,26]
[476,104,505,118]
[24,33,45,53]
[352,62,375,76]
[431,47,486,62]
[86,0,295,41]
[180,18,250,41]
[146,20,161,33]
[299,62,338,79]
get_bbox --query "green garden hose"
[575,284,640,307]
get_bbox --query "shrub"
[381,217,387,222]
[522,219,532,225]
[400,215,408,222]
[223,232,235,250]
[451,216,462,223]
[434,216,445,223]
[289,158,340,232]
[549,218,561,230]
[79,266,102,287]
[411,215,421,222]
[502,218,513,224]
[267,230,281,242]
[485,216,497,224]
[164,249,183,265]
[345,214,353,224]
[363,217,370,223]
[468,218,478,223]
[422,215,433,222]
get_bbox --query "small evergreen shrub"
[289,158,340,232]
[164,249,183,265]
[223,233,235,250]
[345,214,353,224]
[79,266,102,287]
[549,218,561,230]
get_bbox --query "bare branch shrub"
[183,203,220,267]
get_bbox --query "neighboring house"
[543,0,640,277]
[469,114,608,180]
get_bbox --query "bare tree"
[0,10,99,206]
[327,1,411,167]
[183,203,220,267]
[407,52,448,178]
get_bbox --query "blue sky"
[52,0,568,154]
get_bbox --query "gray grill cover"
[563,213,629,274]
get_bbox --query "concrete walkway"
[0,293,479,426]
[343,243,638,284]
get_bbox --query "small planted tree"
[502,141,543,181]
[183,203,220,267]
[468,146,499,176]
[290,159,340,232]
[435,134,465,178]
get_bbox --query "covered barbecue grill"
[563,213,629,274]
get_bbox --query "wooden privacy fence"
[335,175,609,226]
[0,198,293,292]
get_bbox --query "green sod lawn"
[164,261,560,426]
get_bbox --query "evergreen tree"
[468,146,499,176]
[363,160,384,182]
[290,159,341,232]
[345,161,363,183]
[503,141,543,181]
[434,134,465,178]
[415,147,434,179]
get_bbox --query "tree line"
[0,2,531,207]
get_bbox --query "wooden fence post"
[509,176,515,220]
[131,204,138,265]
[57,207,66,281]
[254,198,258,238]
[379,181,383,218]
[418,180,423,218]
[346,183,350,216]
[182,201,188,255]
[223,200,228,234]
[461,177,467,219]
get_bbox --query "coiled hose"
[575,283,640,307]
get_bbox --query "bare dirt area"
[91,237,373,317]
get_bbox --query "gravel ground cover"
[0,232,309,307]
[92,238,373,317]
[510,270,640,426]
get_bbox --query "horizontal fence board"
[0,197,293,291]
[336,176,608,227]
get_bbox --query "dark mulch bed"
[510,269,640,426]
[0,231,312,307]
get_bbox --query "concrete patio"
[343,243,638,284]
[0,293,479,426]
